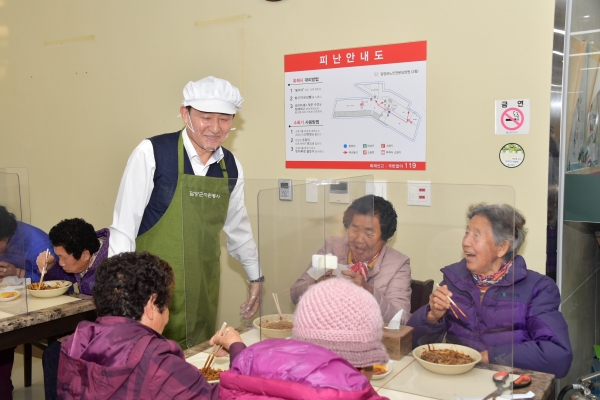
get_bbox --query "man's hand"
[341,270,373,294]
[240,282,261,319]
[0,262,18,278]
[210,327,243,357]
[426,284,452,323]
[36,252,55,274]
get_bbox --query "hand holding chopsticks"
[434,282,466,319]
[203,322,227,372]
[426,283,467,323]
[36,249,55,276]
[204,324,245,373]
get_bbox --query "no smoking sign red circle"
[495,99,530,134]
[500,108,525,131]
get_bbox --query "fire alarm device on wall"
[279,179,293,201]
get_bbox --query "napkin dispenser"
[381,325,413,360]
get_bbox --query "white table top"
[0,292,80,320]
[373,355,518,400]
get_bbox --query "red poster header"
[284,41,426,73]
[286,161,426,171]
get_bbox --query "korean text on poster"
[285,42,427,170]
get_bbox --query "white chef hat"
[182,76,244,115]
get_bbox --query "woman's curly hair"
[342,195,398,241]
[93,252,174,321]
[0,206,18,241]
[49,218,100,259]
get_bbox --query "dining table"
[184,323,555,400]
[0,290,96,386]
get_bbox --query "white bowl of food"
[371,360,394,380]
[27,280,72,298]
[0,290,20,302]
[413,343,481,375]
[253,314,294,338]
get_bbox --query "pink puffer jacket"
[219,339,388,400]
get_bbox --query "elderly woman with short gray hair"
[407,203,573,378]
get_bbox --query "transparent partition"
[0,169,31,318]
[255,175,373,335]
[256,181,522,400]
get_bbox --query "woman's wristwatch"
[249,276,265,283]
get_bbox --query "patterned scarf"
[347,249,381,280]
[472,260,513,293]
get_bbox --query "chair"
[410,279,434,314]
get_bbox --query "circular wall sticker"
[499,143,525,168]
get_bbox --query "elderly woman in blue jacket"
[0,205,54,397]
[407,203,572,378]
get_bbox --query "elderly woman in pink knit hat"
[219,278,388,399]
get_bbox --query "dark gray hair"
[467,203,527,262]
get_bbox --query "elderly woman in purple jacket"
[407,203,572,378]
[57,252,244,399]
[35,218,109,295]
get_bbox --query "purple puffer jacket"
[407,256,572,378]
[57,316,245,399]
[219,339,387,400]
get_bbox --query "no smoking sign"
[495,99,530,134]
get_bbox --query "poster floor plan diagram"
[333,82,421,141]
[284,41,427,169]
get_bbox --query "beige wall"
[0,1,555,329]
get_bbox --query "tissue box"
[381,325,413,360]
[311,254,338,270]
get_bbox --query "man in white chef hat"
[109,76,262,348]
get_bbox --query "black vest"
[138,131,239,237]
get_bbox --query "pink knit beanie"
[292,277,388,368]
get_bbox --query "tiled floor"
[10,347,45,400]
[12,382,45,400]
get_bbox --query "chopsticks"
[272,293,283,320]
[202,322,227,372]
[434,282,467,319]
[39,249,50,287]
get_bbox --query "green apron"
[136,131,230,348]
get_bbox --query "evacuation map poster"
[284,41,427,170]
